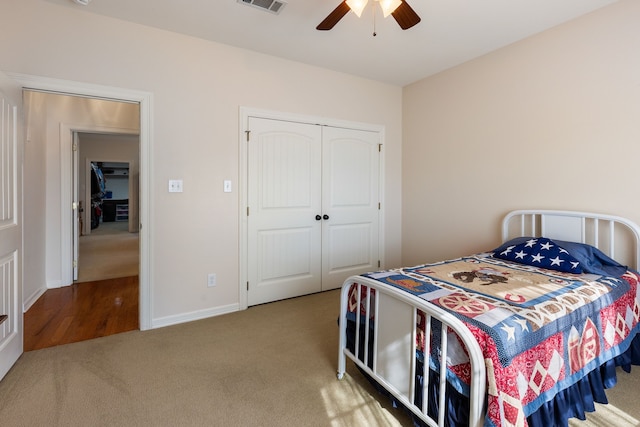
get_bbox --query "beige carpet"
[0,290,414,427]
[1,289,639,426]
[77,221,139,283]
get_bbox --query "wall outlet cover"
[207,273,217,287]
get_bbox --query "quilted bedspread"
[359,255,640,427]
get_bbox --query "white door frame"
[239,107,386,311]
[8,73,153,331]
[72,132,79,281]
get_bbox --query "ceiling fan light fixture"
[345,0,368,18]
[317,0,419,31]
[379,0,402,17]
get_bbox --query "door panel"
[247,117,322,306]
[0,72,23,381]
[246,118,381,304]
[322,127,380,290]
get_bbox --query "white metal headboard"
[502,210,640,270]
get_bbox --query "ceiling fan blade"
[392,0,421,30]
[316,1,351,31]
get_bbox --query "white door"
[321,126,380,290]
[247,118,380,304]
[0,72,23,381]
[247,117,323,306]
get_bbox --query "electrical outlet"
[207,273,217,287]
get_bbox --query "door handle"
[323,214,329,220]
[315,215,322,221]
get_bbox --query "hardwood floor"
[24,276,139,351]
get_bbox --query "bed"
[337,210,640,427]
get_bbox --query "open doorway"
[73,132,140,283]
[21,89,144,350]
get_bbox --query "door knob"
[315,215,322,221]
[323,214,329,220]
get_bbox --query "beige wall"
[402,0,640,266]
[1,0,402,325]
[10,0,635,328]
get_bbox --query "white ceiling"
[46,0,619,86]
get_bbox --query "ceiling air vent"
[237,0,286,15]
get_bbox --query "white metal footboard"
[338,277,486,427]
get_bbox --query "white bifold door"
[247,117,380,306]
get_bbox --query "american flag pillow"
[493,237,583,274]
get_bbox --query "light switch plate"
[223,180,232,193]
[168,179,183,193]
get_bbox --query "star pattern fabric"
[493,237,583,274]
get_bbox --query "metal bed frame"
[337,210,640,427]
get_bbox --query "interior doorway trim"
[8,72,153,331]
[238,106,386,311]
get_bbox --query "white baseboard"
[23,287,46,313]
[151,303,240,329]
[46,279,65,289]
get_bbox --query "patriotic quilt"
[351,252,640,427]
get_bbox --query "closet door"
[247,117,322,306]
[321,126,380,290]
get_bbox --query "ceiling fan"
[317,0,421,31]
